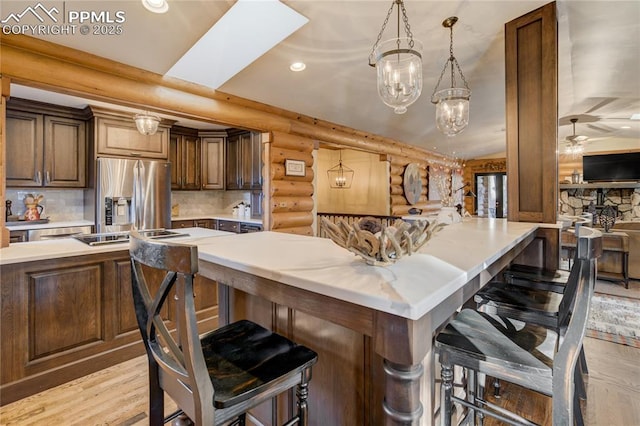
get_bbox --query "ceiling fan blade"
[587,123,615,133]
[584,97,618,114]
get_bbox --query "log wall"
[267,132,315,236]
[387,155,440,216]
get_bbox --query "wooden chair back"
[129,229,215,424]
[553,226,601,423]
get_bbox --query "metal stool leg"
[440,353,454,426]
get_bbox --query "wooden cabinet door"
[240,132,253,189]
[249,132,262,189]
[181,134,201,190]
[95,116,169,159]
[169,134,181,189]
[201,136,225,189]
[5,110,43,186]
[226,134,241,190]
[44,116,86,187]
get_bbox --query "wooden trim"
[0,76,9,248]
[505,2,558,223]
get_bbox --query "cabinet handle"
[129,153,142,157]
[35,171,42,185]
[45,171,51,184]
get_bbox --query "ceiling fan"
[565,118,588,157]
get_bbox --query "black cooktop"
[73,229,188,246]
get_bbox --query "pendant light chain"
[431,19,470,101]
[368,0,415,66]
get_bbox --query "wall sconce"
[327,150,354,189]
[134,112,160,136]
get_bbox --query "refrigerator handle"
[132,160,146,230]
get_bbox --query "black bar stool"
[129,229,318,425]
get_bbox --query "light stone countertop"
[1,219,540,320]
[196,218,540,320]
[0,227,231,265]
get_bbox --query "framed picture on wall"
[285,159,306,177]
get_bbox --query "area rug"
[587,293,640,348]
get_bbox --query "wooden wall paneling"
[0,76,9,247]
[505,2,558,223]
[268,131,315,235]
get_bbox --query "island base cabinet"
[222,286,386,425]
[1,252,218,406]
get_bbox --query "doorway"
[475,173,507,218]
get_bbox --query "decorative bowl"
[321,217,446,266]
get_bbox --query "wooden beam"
[0,34,453,165]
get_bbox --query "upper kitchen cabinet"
[90,106,172,160]
[226,129,262,190]
[170,126,201,190]
[200,131,226,190]
[6,98,88,188]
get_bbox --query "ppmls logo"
[1,2,126,36]
[1,2,59,24]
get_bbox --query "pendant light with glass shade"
[368,0,423,114]
[327,150,354,189]
[431,17,471,136]
[133,112,161,136]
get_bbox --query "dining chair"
[129,229,318,425]
[475,225,598,398]
[436,227,601,425]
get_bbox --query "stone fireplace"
[559,187,640,221]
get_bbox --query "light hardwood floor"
[1,335,638,425]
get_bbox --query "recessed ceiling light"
[621,125,631,129]
[142,0,169,14]
[290,62,306,72]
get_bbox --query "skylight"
[165,0,308,89]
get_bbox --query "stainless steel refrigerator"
[96,157,171,233]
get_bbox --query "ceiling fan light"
[373,38,423,114]
[433,88,470,136]
[134,112,161,135]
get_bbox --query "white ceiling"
[5,0,640,159]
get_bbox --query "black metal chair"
[501,216,591,293]
[436,227,601,425]
[474,225,597,400]
[129,229,318,425]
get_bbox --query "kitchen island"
[193,218,548,425]
[1,220,555,423]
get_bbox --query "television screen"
[582,153,640,182]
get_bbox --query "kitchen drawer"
[171,220,195,229]
[217,220,240,233]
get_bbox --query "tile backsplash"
[5,188,252,222]
[171,190,250,218]
[6,189,85,221]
